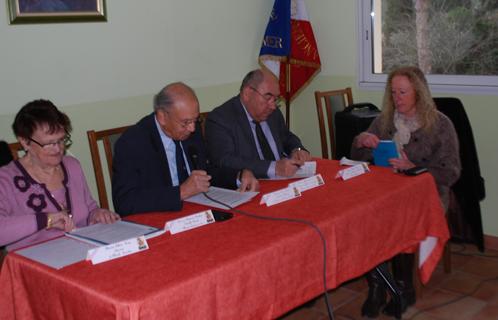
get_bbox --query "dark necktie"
[174,140,189,184]
[253,121,275,161]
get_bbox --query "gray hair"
[153,82,196,112]
[240,69,265,92]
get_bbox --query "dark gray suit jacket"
[205,96,305,178]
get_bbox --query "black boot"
[383,254,416,316]
[361,264,387,318]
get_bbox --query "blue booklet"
[373,140,399,167]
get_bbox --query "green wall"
[1,1,497,237]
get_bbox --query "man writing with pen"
[205,68,311,179]
[112,82,259,216]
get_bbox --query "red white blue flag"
[259,0,321,102]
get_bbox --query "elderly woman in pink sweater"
[0,99,120,252]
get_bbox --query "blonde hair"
[379,66,438,134]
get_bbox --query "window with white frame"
[357,0,498,95]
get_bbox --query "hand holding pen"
[275,158,304,177]
[290,147,312,162]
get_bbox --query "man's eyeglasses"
[166,111,200,128]
[28,135,72,149]
[250,86,282,106]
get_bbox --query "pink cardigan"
[0,156,99,251]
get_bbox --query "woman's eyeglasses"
[28,135,72,149]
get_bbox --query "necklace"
[14,160,72,215]
[48,189,71,217]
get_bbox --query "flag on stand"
[259,0,321,103]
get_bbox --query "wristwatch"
[292,147,307,154]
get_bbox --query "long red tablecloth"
[0,159,449,319]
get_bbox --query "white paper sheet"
[16,237,97,269]
[264,161,317,180]
[66,220,164,246]
[293,161,317,178]
[185,186,258,209]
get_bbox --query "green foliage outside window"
[380,0,498,76]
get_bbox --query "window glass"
[358,0,498,94]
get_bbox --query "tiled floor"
[279,245,498,320]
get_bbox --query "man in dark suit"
[205,69,311,179]
[112,82,258,216]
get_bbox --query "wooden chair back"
[314,87,353,159]
[87,126,130,209]
[199,111,209,138]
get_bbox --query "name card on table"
[165,210,216,235]
[335,163,370,181]
[339,156,368,166]
[260,186,301,206]
[289,174,325,192]
[86,236,149,265]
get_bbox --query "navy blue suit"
[112,113,238,216]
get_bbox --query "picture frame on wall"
[7,0,107,24]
